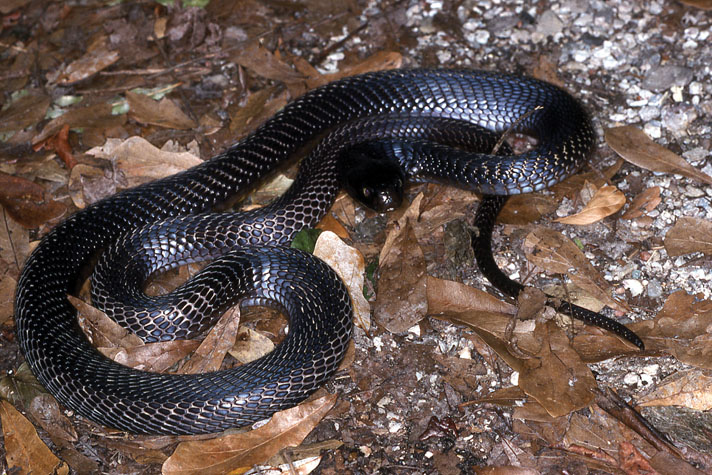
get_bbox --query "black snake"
[14,69,641,435]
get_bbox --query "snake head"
[339,142,405,213]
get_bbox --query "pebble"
[642,65,695,92]
[623,279,644,297]
[647,280,663,299]
[662,104,698,136]
[537,10,564,36]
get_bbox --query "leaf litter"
[0,1,711,473]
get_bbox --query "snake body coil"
[16,69,598,435]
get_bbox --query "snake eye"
[362,186,373,199]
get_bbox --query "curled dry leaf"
[630,290,712,369]
[68,162,117,209]
[375,194,428,333]
[555,185,626,225]
[0,273,16,325]
[551,159,624,200]
[126,91,197,130]
[637,369,712,411]
[86,136,203,187]
[314,230,370,331]
[0,89,50,134]
[516,322,596,418]
[0,171,66,229]
[229,327,275,364]
[179,307,241,374]
[231,41,308,85]
[523,226,629,313]
[32,102,125,145]
[54,38,119,85]
[28,393,78,444]
[0,400,68,475]
[0,208,30,276]
[229,87,290,137]
[37,124,77,169]
[620,186,662,220]
[54,36,119,85]
[107,340,200,373]
[679,0,712,9]
[663,216,712,257]
[162,394,337,475]
[70,295,143,349]
[605,126,712,186]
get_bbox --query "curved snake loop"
[15,69,630,435]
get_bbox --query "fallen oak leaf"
[86,136,203,187]
[555,185,626,225]
[126,91,197,130]
[620,186,662,220]
[0,400,68,475]
[53,36,119,85]
[523,226,629,313]
[314,231,370,331]
[179,307,241,374]
[663,216,712,257]
[0,172,66,229]
[33,124,77,169]
[162,394,338,475]
[637,369,712,411]
[375,194,428,333]
[605,126,712,186]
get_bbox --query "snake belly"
[14,69,595,435]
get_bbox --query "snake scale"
[14,69,639,435]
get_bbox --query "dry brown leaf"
[555,185,626,225]
[517,322,596,418]
[551,159,624,200]
[54,37,119,85]
[0,273,17,325]
[664,216,712,257]
[229,87,290,137]
[67,163,116,208]
[427,275,517,318]
[231,41,307,84]
[229,327,275,364]
[637,369,712,411]
[418,185,479,234]
[315,213,350,239]
[523,226,629,313]
[32,102,124,145]
[70,295,143,349]
[0,400,68,475]
[310,51,403,88]
[474,468,540,475]
[497,193,557,225]
[375,194,427,333]
[127,91,197,130]
[106,340,200,372]
[28,393,78,444]
[0,171,67,229]
[179,307,241,374]
[620,186,662,220]
[86,136,203,187]
[630,290,712,369]
[0,89,50,134]
[162,394,337,475]
[605,126,712,186]
[0,207,30,277]
[679,0,712,9]
[314,231,370,331]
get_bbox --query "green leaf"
[291,228,322,253]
